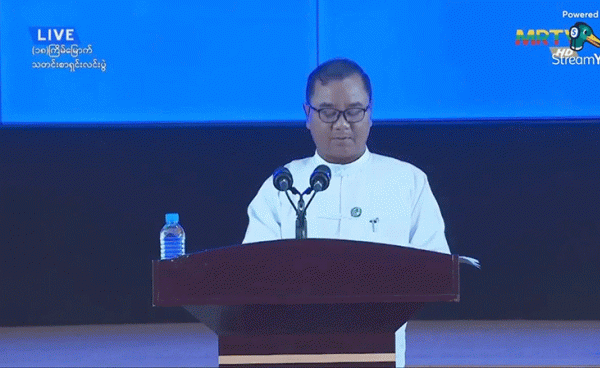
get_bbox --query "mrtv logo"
[29,27,80,45]
[515,13,600,65]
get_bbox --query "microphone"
[310,165,331,192]
[272,167,293,191]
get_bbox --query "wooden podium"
[152,239,460,367]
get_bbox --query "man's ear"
[303,103,311,129]
[303,103,310,117]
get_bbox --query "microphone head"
[273,166,293,191]
[310,165,331,192]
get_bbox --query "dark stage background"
[1,122,599,326]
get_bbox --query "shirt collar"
[311,147,371,177]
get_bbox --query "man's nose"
[332,113,351,129]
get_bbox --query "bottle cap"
[165,213,179,223]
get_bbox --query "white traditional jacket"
[243,148,450,255]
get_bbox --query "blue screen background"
[2,0,599,124]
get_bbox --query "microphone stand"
[285,188,318,239]
[276,165,329,240]
[296,196,306,239]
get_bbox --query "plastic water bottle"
[160,213,186,260]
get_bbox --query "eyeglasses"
[308,104,370,124]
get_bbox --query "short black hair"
[306,58,372,104]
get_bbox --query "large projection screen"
[2,0,599,124]
[0,0,317,124]
[319,0,600,121]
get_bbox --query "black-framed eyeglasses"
[308,104,370,124]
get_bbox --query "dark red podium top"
[153,239,459,307]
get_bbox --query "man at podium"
[243,58,451,367]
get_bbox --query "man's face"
[304,74,372,164]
